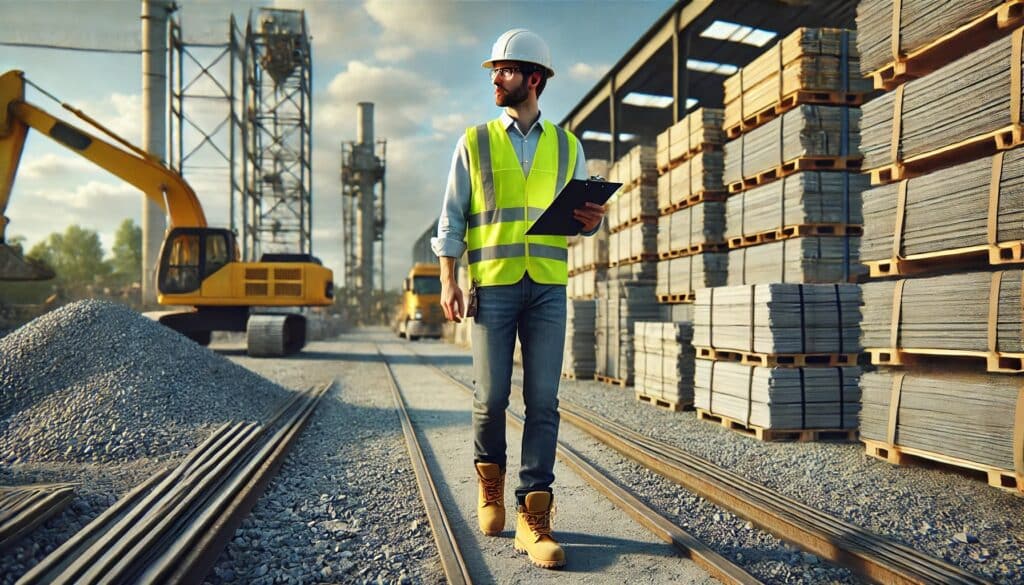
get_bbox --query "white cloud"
[364,0,477,60]
[431,113,471,135]
[375,45,415,62]
[18,154,97,180]
[568,62,611,82]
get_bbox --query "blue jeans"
[471,276,566,502]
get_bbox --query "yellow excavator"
[0,70,334,356]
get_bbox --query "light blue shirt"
[431,111,598,259]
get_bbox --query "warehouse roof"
[560,0,857,160]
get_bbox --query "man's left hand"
[573,201,606,233]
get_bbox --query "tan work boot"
[514,491,565,569]
[476,462,505,536]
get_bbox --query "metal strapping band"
[840,30,850,94]
[708,287,715,349]
[891,0,903,61]
[887,372,905,448]
[778,176,787,233]
[1014,384,1024,491]
[555,125,569,194]
[989,152,1005,246]
[837,367,845,429]
[988,271,1003,353]
[834,284,844,354]
[776,41,784,102]
[745,365,754,427]
[476,124,496,212]
[468,243,525,264]
[748,285,756,353]
[528,243,568,262]
[738,68,745,121]
[889,280,905,350]
[1013,28,1023,127]
[799,367,806,430]
[890,84,905,168]
[798,284,807,354]
[892,180,908,260]
[708,360,716,414]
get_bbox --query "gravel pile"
[417,344,1024,584]
[0,299,290,465]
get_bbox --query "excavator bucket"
[0,243,54,281]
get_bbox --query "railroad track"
[17,382,332,585]
[378,343,762,585]
[411,347,991,585]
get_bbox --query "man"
[430,28,604,569]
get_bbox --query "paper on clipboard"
[525,179,622,236]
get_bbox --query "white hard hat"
[482,28,554,78]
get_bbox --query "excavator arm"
[0,70,207,280]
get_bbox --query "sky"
[0,0,675,290]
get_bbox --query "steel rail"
[0,485,76,551]
[421,356,991,585]
[19,384,328,585]
[378,347,474,585]
[143,382,332,584]
[384,343,760,585]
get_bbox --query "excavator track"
[246,314,306,357]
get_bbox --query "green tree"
[108,219,141,285]
[28,224,111,294]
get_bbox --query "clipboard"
[525,179,622,236]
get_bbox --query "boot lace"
[480,476,503,505]
[523,508,553,537]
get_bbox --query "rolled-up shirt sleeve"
[431,135,471,258]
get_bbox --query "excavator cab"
[157,227,236,294]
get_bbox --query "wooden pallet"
[863,439,1022,494]
[609,254,659,267]
[595,374,630,387]
[859,242,1024,277]
[725,90,868,140]
[568,293,596,300]
[658,190,728,215]
[695,346,859,367]
[866,347,1024,374]
[727,156,863,194]
[657,143,721,174]
[657,292,696,304]
[657,242,727,260]
[561,372,593,381]
[568,263,606,277]
[868,1,1024,91]
[609,214,658,235]
[869,124,1024,185]
[697,409,858,442]
[636,392,691,412]
[727,224,863,249]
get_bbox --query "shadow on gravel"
[384,354,474,366]
[553,531,681,571]
[405,407,471,432]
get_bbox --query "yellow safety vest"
[465,118,578,286]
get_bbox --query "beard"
[495,79,529,107]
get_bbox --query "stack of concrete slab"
[693,283,861,435]
[595,280,663,385]
[654,107,729,308]
[721,28,865,288]
[567,223,608,300]
[633,321,695,409]
[695,360,861,430]
[563,299,596,380]
[610,220,658,266]
[856,1,1024,492]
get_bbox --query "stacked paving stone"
[723,28,866,287]
[594,280,663,386]
[680,28,867,440]
[633,322,695,409]
[856,1,1024,492]
[591,147,664,385]
[693,284,862,433]
[562,299,596,380]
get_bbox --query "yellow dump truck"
[394,263,443,340]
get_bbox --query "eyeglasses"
[489,66,521,81]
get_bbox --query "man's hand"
[441,279,465,323]
[573,201,606,233]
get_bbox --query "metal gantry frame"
[169,8,313,263]
[242,8,313,260]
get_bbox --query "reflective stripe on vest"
[465,119,577,286]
